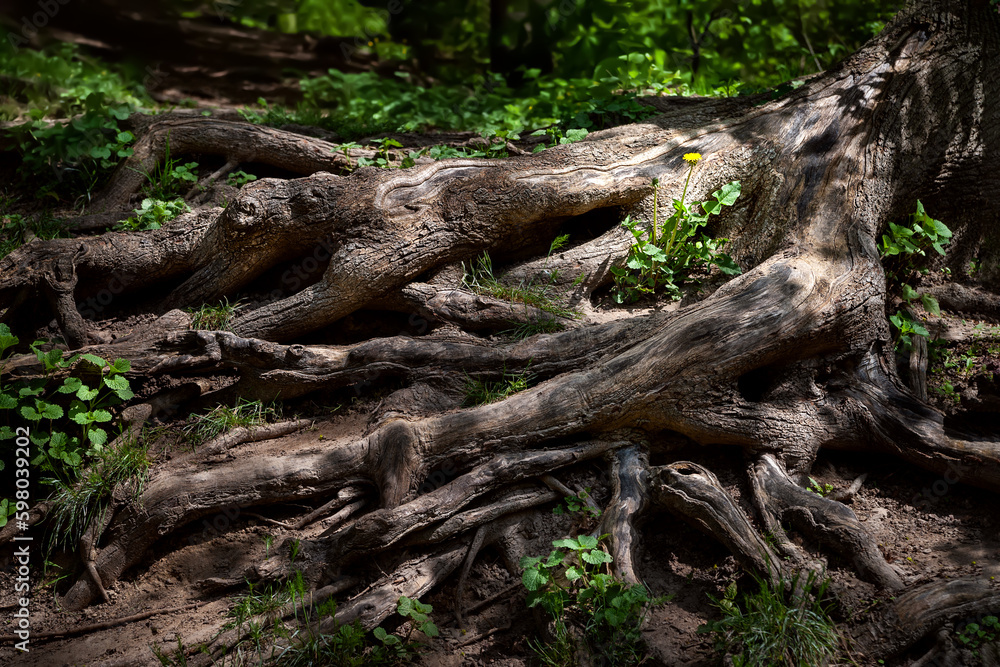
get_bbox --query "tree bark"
[3,0,999,661]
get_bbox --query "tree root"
[293,485,366,531]
[379,281,578,333]
[599,445,649,585]
[651,461,784,584]
[850,577,1000,661]
[199,418,312,456]
[454,525,487,630]
[751,453,904,591]
[323,441,621,563]
[88,117,354,212]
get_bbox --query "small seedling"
[552,488,601,519]
[520,533,666,666]
[807,477,834,497]
[226,170,257,188]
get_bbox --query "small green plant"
[394,596,439,640]
[552,488,601,519]
[186,297,242,331]
[464,368,532,406]
[956,615,999,657]
[335,141,361,161]
[611,154,742,303]
[10,102,136,201]
[46,429,152,555]
[226,170,257,188]
[501,318,565,340]
[521,533,665,666]
[806,477,834,497]
[142,139,199,200]
[697,571,841,667]
[889,308,931,351]
[118,197,188,231]
[357,137,403,168]
[0,208,67,258]
[933,381,960,402]
[183,398,282,445]
[274,595,434,666]
[878,201,952,351]
[1,326,134,490]
[152,636,190,667]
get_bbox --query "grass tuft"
[463,367,532,406]
[698,570,841,667]
[462,252,577,320]
[183,398,282,445]
[46,429,152,555]
[187,297,243,331]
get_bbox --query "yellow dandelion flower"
[683,152,702,164]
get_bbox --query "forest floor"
[2,296,999,667]
[2,88,1000,664]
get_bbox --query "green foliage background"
[172,0,898,89]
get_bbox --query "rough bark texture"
[2,0,1000,662]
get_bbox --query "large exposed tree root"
[3,1,1000,662]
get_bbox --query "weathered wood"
[3,4,997,662]
[651,461,784,584]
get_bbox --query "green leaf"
[713,181,741,206]
[900,284,919,301]
[20,405,41,421]
[410,598,433,615]
[88,427,108,448]
[19,384,44,397]
[712,253,742,275]
[0,426,14,439]
[553,537,580,550]
[420,622,439,637]
[58,377,84,394]
[0,323,18,351]
[520,555,541,570]
[37,401,63,419]
[522,567,548,591]
[566,566,584,581]
[111,358,132,373]
[76,386,100,401]
[582,549,613,565]
[60,450,82,467]
[89,146,111,159]
[576,534,599,549]
[921,293,941,316]
[701,199,722,216]
[79,353,107,368]
[0,393,17,410]
[396,596,414,617]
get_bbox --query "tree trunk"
[3,0,999,662]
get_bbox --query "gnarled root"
[751,453,904,591]
[651,461,784,585]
